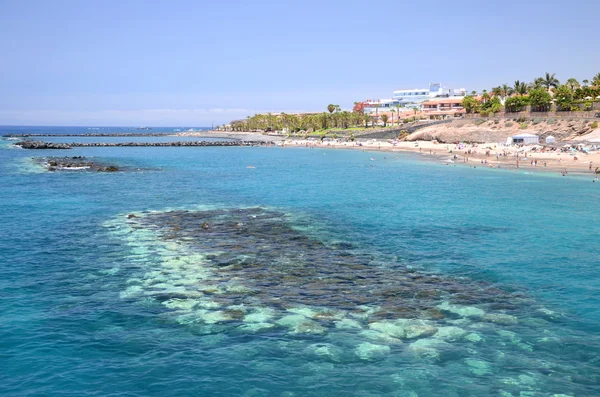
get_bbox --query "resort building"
[420,97,466,119]
[363,83,466,114]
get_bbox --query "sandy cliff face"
[407,119,598,143]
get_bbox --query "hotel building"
[363,83,466,114]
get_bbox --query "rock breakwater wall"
[15,140,273,149]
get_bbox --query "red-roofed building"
[421,98,465,119]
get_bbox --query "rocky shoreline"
[15,140,274,149]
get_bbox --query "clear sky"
[1,0,599,126]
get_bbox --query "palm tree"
[501,84,513,99]
[395,104,402,124]
[481,90,490,103]
[539,72,559,91]
[529,77,545,91]
[583,79,589,87]
[390,108,395,125]
[592,73,600,88]
[380,114,389,127]
[363,113,371,128]
[491,86,502,98]
[471,90,477,96]
[514,80,528,96]
[566,78,580,91]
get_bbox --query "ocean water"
[1,127,599,397]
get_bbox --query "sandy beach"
[277,138,600,177]
[178,129,600,177]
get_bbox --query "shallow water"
[1,127,600,396]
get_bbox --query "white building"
[364,83,466,114]
[510,133,539,145]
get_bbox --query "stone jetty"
[16,141,72,149]
[15,140,273,149]
[4,133,182,138]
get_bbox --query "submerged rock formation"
[108,207,533,338]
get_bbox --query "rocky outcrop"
[35,156,121,172]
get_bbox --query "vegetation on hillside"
[462,72,600,115]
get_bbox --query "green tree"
[380,114,389,127]
[554,85,575,111]
[482,96,502,113]
[539,72,559,91]
[461,96,480,114]
[492,86,502,98]
[481,90,490,103]
[514,80,528,95]
[500,84,513,100]
[327,104,335,114]
[504,96,529,112]
[532,78,544,89]
[566,78,580,91]
[528,88,552,112]
[592,73,600,88]
[390,108,395,125]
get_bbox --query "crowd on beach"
[277,137,600,178]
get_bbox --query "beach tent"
[511,133,539,145]
[546,136,556,144]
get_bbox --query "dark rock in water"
[201,222,210,230]
[33,156,125,173]
[127,214,137,219]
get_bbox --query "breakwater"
[15,140,273,149]
[4,133,190,138]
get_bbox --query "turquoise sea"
[1,126,599,397]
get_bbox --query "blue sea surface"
[1,126,599,396]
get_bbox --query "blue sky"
[1,0,599,126]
